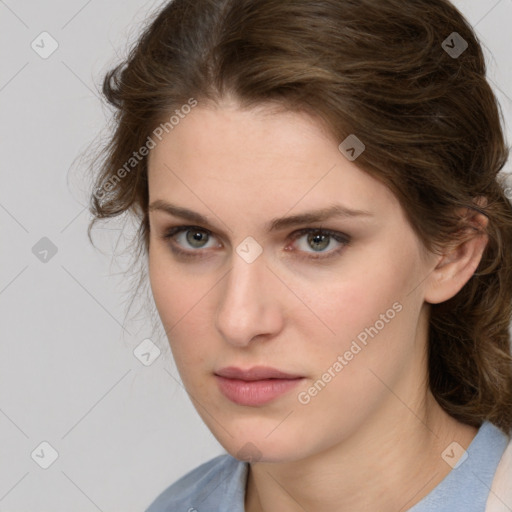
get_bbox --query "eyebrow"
[148,199,373,232]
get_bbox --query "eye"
[287,227,350,260]
[160,225,350,260]
[162,226,219,258]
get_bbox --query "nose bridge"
[215,246,280,345]
[229,252,263,300]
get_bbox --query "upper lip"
[215,366,304,381]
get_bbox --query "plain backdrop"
[1,1,511,511]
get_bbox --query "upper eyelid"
[163,224,345,237]
[163,225,350,248]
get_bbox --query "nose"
[215,249,284,347]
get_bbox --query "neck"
[245,394,478,512]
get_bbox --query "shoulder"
[145,453,248,512]
[485,433,512,512]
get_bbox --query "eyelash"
[160,225,351,261]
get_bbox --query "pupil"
[309,233,329,251]
[187,230,207,247]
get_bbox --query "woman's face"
[147,99,437,463]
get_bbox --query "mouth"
[214,366,305,406]
[215,365,304,380]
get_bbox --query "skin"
[146,96,488,512]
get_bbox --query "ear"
[424,198,489,305]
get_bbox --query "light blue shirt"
[145,421,509,512]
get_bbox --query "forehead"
[146,104,399,222]
[148,103,335,171]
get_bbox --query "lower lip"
[215,376,304,406]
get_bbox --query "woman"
[88,0,512,510]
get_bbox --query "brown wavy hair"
[87,0,512,433]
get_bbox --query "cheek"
[148,243,202,325]
[306,254,412,341]
[297,242,421,380]
[148,249,220,375]
[292,282,418,439]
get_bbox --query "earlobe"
[424,204,489,305]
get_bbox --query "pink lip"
[214,366,305,406]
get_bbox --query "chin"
[214,428,307,464]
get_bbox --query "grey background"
[1,1,511,511]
